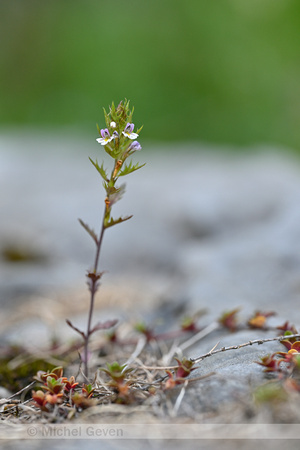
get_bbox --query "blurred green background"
[1,0,300,149]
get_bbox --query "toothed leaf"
[89,157,108,181]
[118,160,146,177]
[104,215,133,229]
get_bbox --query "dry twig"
[191,333,300,363]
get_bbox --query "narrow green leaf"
[78,218,98,244]
[103,107,110,128]
[128,105,134,123]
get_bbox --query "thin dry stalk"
[192,333,300,363]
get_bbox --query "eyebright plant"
[31,366,97,413]
[164,357,195,390]
[181,316,198,332]
[34,366,64,383]
[218,308,240,332]
[256,328,300,391]
[66,100,144,378]
[99,362,135,402]
[31,390,63,413]
[247,311,276,329]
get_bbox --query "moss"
[0,346,57,393]
[1,245,46,263]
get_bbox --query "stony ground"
[1,133,300,448]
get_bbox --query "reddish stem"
[84,207,106,378]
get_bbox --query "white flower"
[96,128,114,146]
[122,123,139,140]
[110,121,117,128]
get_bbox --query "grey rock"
[1,133,300,431]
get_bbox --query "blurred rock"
[2,134,300,440]
[1,134,300,321]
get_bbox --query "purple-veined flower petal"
[128,141,142,151]
[101,128,111,139]
[124,123,134,133]
[96,128,115,145]
[122,123,139,140]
